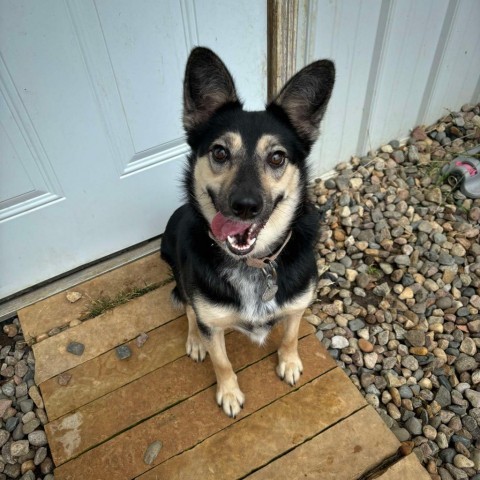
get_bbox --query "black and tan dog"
[161,47,335,417]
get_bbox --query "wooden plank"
[18,254,169,343]
[41,315,188,421]
[48,324,318,467]
[33,284,181,385]
[245,406,400,480]
[135,368,367,480]
[53,334,335,479]
[41,318,313,422]
[374,454,431,480]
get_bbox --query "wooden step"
[18,254,169,343]
[48,322,317,466]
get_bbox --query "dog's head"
[183,47,334,258]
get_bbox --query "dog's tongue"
[211,212,251,242]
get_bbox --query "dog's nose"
[229,193,263,220]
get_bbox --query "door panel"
[0,0,267,298]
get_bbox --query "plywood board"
[18,254,170,342]
[33,284,182,384]
[246,406,400,480]
[135,368,366,480]
[53,335,336,478]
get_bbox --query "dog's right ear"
[183,47,240,132]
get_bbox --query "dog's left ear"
[268,60,335,146]
[183,47,240,132]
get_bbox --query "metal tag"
[261,264,278,302]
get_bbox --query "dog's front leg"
[206,329,245,418]
[277,310,304,385]
[185,305,207,362]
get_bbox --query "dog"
[161,47,335,417]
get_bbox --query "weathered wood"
[135,367,367,480]
[245,406,400,480]
[374,453,431,480]
[41,315,188,421]
[33,285,181,385]
[49,326,319,467]
[53,334,334,478]
[18,254,170,342]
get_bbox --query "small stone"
[116,344,132,360]
[57,372,72,386]
[404,330,425,347]
[40,457,53,474]
[425,187,442,204]
[34,446,48,465]
[0,429,10,447]
[10,439,29,457]
[455,354,478,373]
[28,385,44,409]
[435,385,452,408]
[423,425,437,440]
[66,291,82,303]
[358,338,374,353]
[66,341,85,356]
[136,332,149,348]
[453,454,474,469]
[21,459,35,475]
[28,430,47,447]
[459,337,477,356]
[0,399,12,417]
[401,355,419,371]
[143,440,163,465]
[364,352,378,369]
[405,416,422,435]
[3,324,18,337]
[465,389,480,408]
[330,336,349,349]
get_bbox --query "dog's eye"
[211,145,229,163]
[268,151,287,168]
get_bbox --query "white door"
[0,0,267,299]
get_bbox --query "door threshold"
[0,237,161,323]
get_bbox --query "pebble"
[143,440,163,465]
[116,344,132,360]
[66,341,85,356]
[311,104,480,478]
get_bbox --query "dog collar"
[245,230,292,269]
[207,229,292,268]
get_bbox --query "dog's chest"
[223,265,280,325]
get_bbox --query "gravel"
[307,103,480,479]
[0,318,54,480]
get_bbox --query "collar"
[208,229,292,269]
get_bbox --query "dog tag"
[261,264,278,302]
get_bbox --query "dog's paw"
[276,355,303,386]
[186,335,207,362]
[216,381,245,418]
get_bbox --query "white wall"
[299,0,480,176]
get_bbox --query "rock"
[405,416,422,435]
[358,338,374,353]
[143,440,163,465]
[27,430,47,447]
[465,389,480,408]
[459,337,477,356]
[330,336,349,349]
[401,355,419,371]
[66,291,82,303]
[404,330,425,347]
[425,187,442,204]
[66,341,85,356]
[453,454,474,469]
[455,354,478,373]
[57,372,72,386]
[28,386,44,409]
[364,352,378,369]
[10,440,29,457]
[116,345,132,360]
[136,332,149,348]
[435,386,452,408]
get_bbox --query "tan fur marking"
[255,163,301,255]
[193,132,244,224]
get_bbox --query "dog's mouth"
[211,212,263,255]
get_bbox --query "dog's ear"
[183,47,240,132]
[269,60,335,145]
